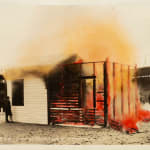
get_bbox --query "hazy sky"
[0,0,150,68]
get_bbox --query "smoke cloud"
[1,5,136,79]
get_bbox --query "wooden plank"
[104,58,109,127]
[113,63,116,120]
[121,65,124,119]
[128,66,131,115]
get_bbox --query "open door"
[80,76,96,109]
[80,76,97,125]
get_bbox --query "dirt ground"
[0,122,150,144]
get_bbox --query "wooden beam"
[134,65,138,116]
[104,58,110,127]
[113,63,116,120]
[128,65,131,115]
[121,64,124,119]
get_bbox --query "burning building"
[2,55,106,125]
[0,55,148,134]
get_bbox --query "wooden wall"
[7,76,48,124]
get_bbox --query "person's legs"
[5,112,9,123]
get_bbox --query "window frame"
[12,79,24,106]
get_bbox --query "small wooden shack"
[0,57,140,133]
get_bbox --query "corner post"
[104,58,110,127]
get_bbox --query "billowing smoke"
[0,5,136,83]
[4,54,80,81]
[4,17,136,81]
[64,17,135,65]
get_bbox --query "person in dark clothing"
[148,94,150,104]
[5,96,13,123]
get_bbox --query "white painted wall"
[7,76,48,125]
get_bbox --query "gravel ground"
[0,122,150,144]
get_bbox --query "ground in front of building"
[0,122,150,144]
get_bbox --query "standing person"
[5,96,13,123]
[148,94,150,104]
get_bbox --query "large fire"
[105,59,150,133]
[122,101,150,134]
[2,14,150,134]
[4,57,150,134]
